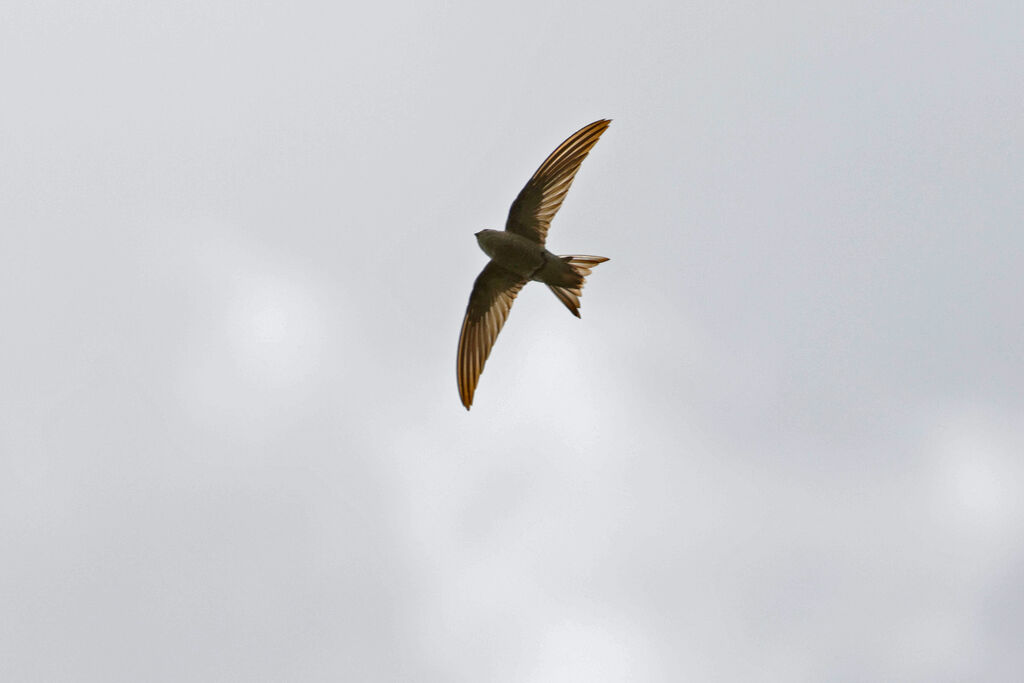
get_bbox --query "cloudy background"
[3,1,1023,680]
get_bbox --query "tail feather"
[546,255,608,318]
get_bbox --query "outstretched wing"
[457,262,527,409]
[505,119,611,246]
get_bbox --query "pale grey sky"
[3,1,1023,681]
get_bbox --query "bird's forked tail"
[547,255,609,318]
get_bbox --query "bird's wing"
[457,261,527,409]
[504,119,611,246]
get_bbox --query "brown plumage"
[456,120,612,410]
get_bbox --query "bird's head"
[474,229,500,258]
[474,229,498,244]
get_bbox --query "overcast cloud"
[2,1,1023,681]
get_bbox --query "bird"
[457,119,611,410]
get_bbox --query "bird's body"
[474,229,576,286]
[457,119,612,410]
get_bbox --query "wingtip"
[581,119,611,133]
